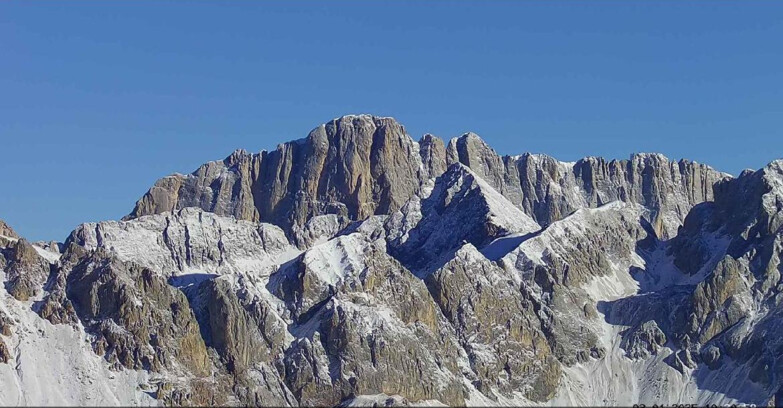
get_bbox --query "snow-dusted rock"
[127,115,724,243]
[3,115,783,407]
[387,163,540,274]
[128,115,428,237]
[68,207,295,277]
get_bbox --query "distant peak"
[420,133,441,143]
[223,149,251,165]
[766,158,783,171]
[460,131,482,139]
[451,131,487,145]
[331,113,400,125]
[0,219,18,239]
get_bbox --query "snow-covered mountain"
[1,114,781,406]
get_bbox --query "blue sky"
[1,1,781,241]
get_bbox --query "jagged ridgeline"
[127,114,723,242]
[1,114,782,407]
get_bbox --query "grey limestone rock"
[128,115,425,242]
[427,243,560,401]
[621,320,667,360]
[0,219,18,240]
[127,115,724,246]
[3,238,52,301]
[386,163,540,274]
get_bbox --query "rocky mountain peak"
[223,148,252,166]
[5,113,783,406]
[708,157,783,238]
[446,132,497,167]
[0,219,18,239]
[386,162,540,274]
[126,114,727,244]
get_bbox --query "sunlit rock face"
[128,115,724,243]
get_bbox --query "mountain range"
[1,114,781,406]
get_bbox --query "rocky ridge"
[128,115,726,241]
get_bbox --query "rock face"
[65,249,211,376]
[440,133,725,239]
[127,115,725,242]
[385,163,540,274]
[498,202,651,368]
[426,244,560,401]
[3,238,52,301]
[5,115,783,407]
[69,207,295,277]
[0,219,17,239]
[272,232,467,406]
[621,321,667,360]
[128,115,427,245]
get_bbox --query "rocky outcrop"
[385,163,540,274]
[0,308,12,337]
[498,202,652,366]
[0,219,17,240]
[621,321,667,360]
[271,232,467,406]
[9,115,783,407]
[65,249,211,375]
[441,133,726,238]
[584,159,783,405]
[0,339,9,364]
[419,134,447,177]
[427,244,559,401]
[36,242,82,325]
[69,207,295,277]
[191,275,295,406]
[3,238,52,301]
[128,115,426,244]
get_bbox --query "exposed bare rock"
[128,115,425,240]
[620,321,667,360]
[445,133,511,198]
[427,244,560,401]
[36,242,83,325]
[444,132,726,239]
[3,238,52,301]
[0,308,12,336]
[499,202,652,366]
[128,149,261,225]
[11,116,783,407]
[291,214,349,248]
[272,232,467,407]
[190,275,295,406]
[198,277,283,371]
[69,207,295,277]
[0,338,9,364]
[128,116,724,247]
[386,163,540,274]
[65,249,211,376]
[419,134,447,178]
[0,219,18,240]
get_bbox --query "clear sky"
[1,1,781,241]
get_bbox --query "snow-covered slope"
[68,207,299,277]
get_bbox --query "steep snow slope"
[0,260,154,405]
